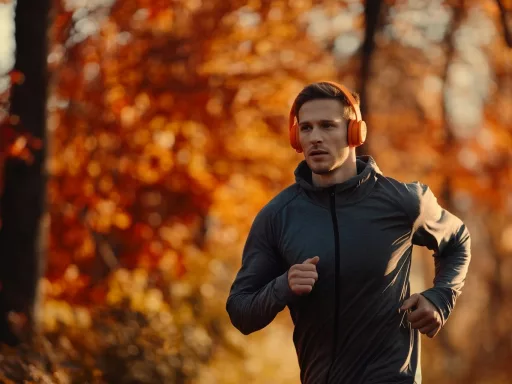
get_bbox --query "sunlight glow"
[0,3,15,92]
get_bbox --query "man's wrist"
[420,289,448,325]
[273,271,298,305]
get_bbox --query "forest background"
[0,0,511,383]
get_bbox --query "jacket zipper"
[325,189,341,384]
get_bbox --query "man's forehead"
[297,99,345,123]
[297,99,344,119]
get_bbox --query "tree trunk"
[356,0,384,156]
[0,0,50,346]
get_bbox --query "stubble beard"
[311,166,333,175]
[309,160,336,175]
[309,155,346,176]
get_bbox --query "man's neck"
[312,158,358,188]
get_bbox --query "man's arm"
[226,206,295,335]
[409,182,471,325]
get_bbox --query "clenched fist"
[400,293,443,338]
[288,256,320,296]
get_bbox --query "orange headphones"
[288,81,367,153]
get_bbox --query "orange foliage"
[46,0,334,297]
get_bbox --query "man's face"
[297,99,351,175]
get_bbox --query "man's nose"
[309,126,323,143]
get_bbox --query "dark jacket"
[226,156,471,384]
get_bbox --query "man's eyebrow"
[298,119,340,126]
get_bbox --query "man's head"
[293,82,361,175]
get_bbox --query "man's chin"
[310,165,332,175]
[306,158,335,175]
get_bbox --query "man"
[225,81,471,384]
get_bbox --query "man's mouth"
[309,150,328,156]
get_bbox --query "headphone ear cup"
[289,123,303,153]
[359,121,367,146]
[347,120,367,147]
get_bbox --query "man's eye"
[300,125,311,131]
[322,123,334,128]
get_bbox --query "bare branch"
[495,0,512,48]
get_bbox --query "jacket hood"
[294,155,382,204]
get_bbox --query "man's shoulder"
[377,174,427,196]
[375,174,429,222]
[257,183,301,219]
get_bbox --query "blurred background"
[0,0,511,383]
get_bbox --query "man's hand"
[401,293,442,338]
[288,256,319,296]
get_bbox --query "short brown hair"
[293,82,360,121]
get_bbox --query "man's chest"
[276,201,413,287]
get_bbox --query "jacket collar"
[294,155,381,204]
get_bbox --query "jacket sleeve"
[408,182,471,325]
[226,205,296,335]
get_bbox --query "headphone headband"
[322,81,362,122]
